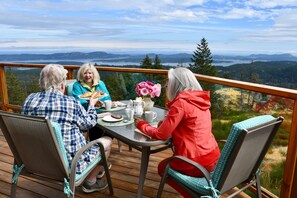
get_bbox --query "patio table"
[96,101,171,198]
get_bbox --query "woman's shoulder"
[73,81,81,86]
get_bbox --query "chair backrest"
[0,111,69,181]
[65,79,77,96]
[212,115,283,193]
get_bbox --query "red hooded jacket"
[137,90,220,170]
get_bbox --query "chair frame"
[157,116,284,198]
[0,110,113,197]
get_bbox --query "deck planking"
[0,130,181,198]
[0,129,249,198]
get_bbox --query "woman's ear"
[61,80,66,94]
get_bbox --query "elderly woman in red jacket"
[135,67,220,198]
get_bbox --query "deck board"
[0,129,249,198]
[0,130,181,198]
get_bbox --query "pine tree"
[153,55,162,69]
[140,54,153,69]
[6,68,28,106]
[190,37,216,76]
[189,38,220,116]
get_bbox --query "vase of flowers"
[135,81,161,111]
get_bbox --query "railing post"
[281,99,297,198]
[0,65,9,111]
[67,68,74,79]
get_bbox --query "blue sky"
[0,0,296,55]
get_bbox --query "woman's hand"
[89,97,98,107]
[134,117,144,127]
[157,120,163,127]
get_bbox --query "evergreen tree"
[190,37,216,77]
[140,54,153,69]
[189,38,220,116]
[6,68,27,106]
[153,55,162,69]
[26,76,40,94]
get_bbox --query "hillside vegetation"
[217,61,297,89]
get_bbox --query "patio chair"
[157,115,284,198]
[66,80,131,152]
[0,111,113,198]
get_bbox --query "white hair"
[39,64,68,91]
[167,67,203,101]
[77,63,100,84]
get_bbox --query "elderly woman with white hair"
[72,63,112,141]
[135,67,220,198]
[21,64,112,194]
[72,63,111,110]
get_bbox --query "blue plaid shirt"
[21,89,99,174]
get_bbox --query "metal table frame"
[96,103,171,197]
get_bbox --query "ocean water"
[9,59,252,67]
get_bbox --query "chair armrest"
[70,139,107,184]
[217,139,227,144]
[163,155,212,181]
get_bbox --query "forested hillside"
[216,61,297,89]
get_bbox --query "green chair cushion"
[167,115,275,196]
[51,121,70,171]
[168,168,213,195]
[51,121,102,181]
[66,82,75,96]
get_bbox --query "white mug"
[125,108,134,121]
[104,100,112,111]
[145,111,157,123]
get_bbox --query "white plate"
[102,115,123,123]
[79,93,108,100]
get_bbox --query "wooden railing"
[1,62,297,198]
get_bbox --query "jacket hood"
[168,90,211,110]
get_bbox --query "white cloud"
[0,0,296,55]
[245,0,297,9]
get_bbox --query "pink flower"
[135,81,161,98]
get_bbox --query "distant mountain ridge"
[1,51,297,64]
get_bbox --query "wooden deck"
[0,129,250,198]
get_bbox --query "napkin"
[114,101,127,107]
[134,128,152,139]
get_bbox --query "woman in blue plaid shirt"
[21,64,112,193]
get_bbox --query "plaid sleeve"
[74,100,98,131]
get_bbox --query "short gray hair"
[167,67,203,101]
[39,64,68,91]
[77,63,100,84]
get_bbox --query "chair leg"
[117,140,122,152]
[10,182,17,198]
[255,174,262,198]
[157,174,167,198]
[118,140,133,152]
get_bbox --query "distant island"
[1,51,297,67]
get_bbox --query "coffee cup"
[145,111,157,123]
[125,108,134,121]
[104,100,112,111]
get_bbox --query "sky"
[0,0,297,55]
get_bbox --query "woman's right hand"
[89,97,98,107]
